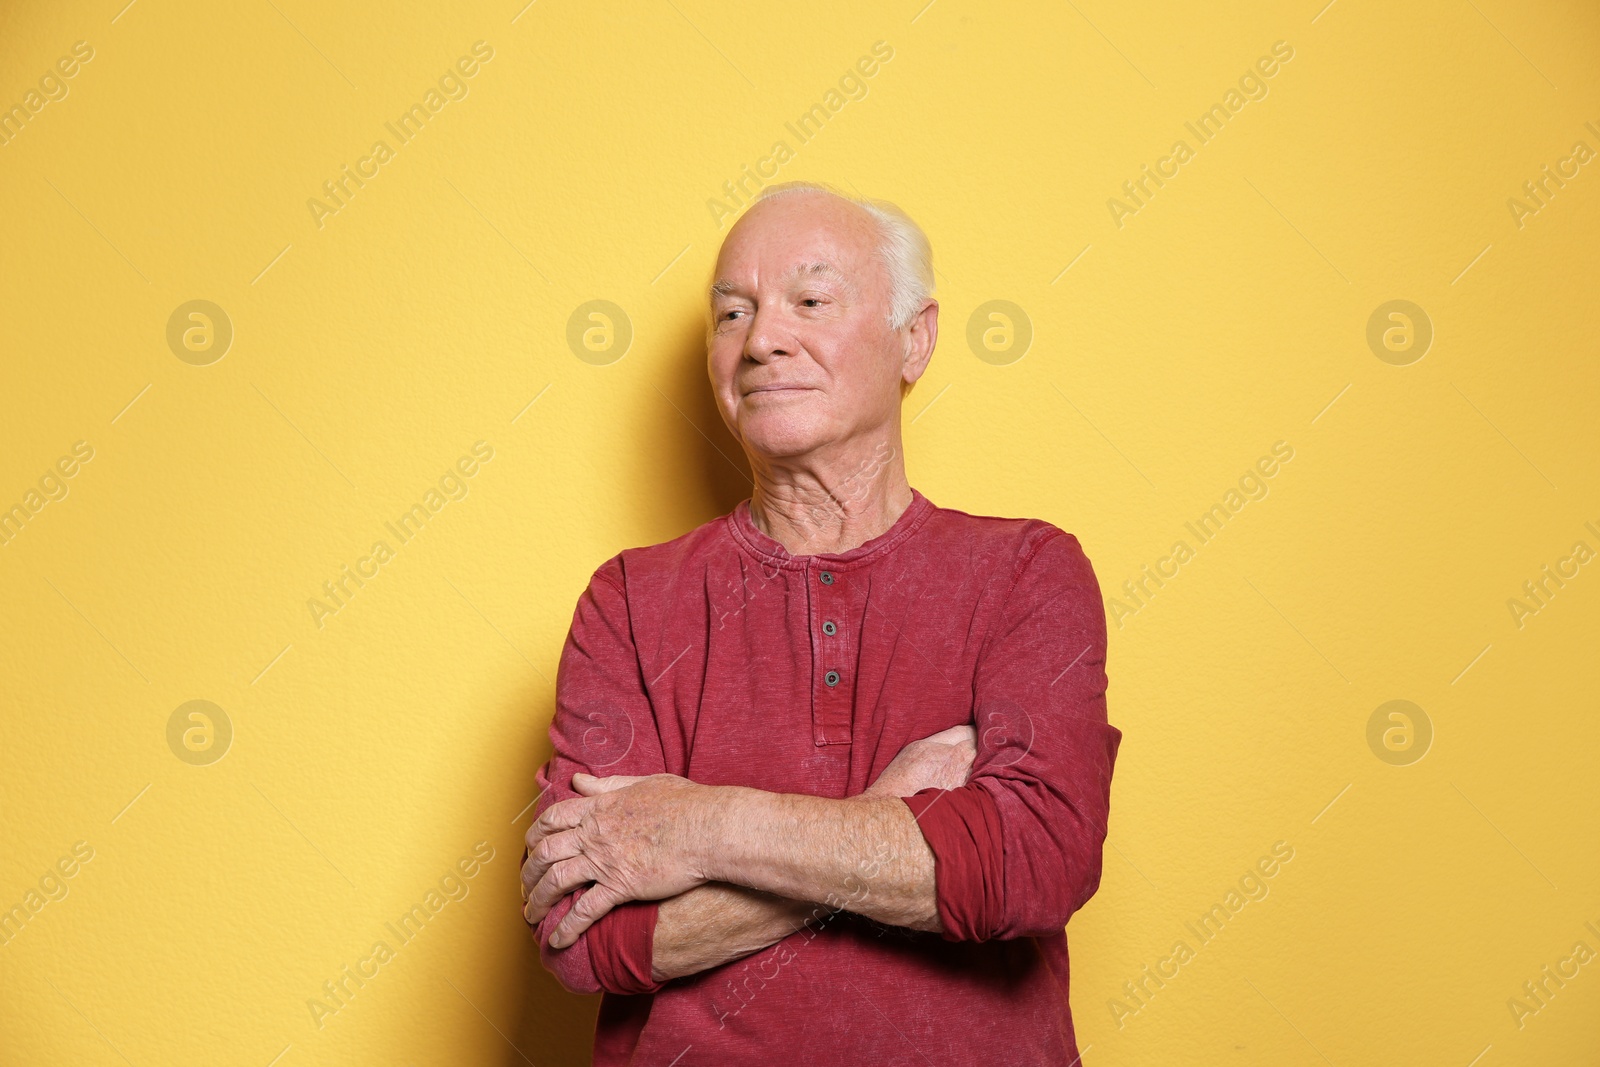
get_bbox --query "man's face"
[707,193,915,459]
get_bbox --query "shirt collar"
[728,488,936,570]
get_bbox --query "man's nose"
[743,307,791,362]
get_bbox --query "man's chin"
[738,417,831,459]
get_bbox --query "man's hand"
[863,724,977,798]
[522,771,716,948]
[523,725,973,951]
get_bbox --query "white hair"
[741,181,936,331]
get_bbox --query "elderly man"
[522,181,1121,1065]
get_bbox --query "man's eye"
[801,298,822,308]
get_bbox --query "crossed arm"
[528,531,1118,993]
[522,725,976,984]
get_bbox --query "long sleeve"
[901,527,1122,942]
[534,556,669,995]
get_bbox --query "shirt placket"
[810,563,855,745]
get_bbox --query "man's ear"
[900,299,938,388]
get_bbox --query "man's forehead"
[711,258,859,297]
[712,195,878,286]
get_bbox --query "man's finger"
[918,724,976,746]
[549,882,624,948]
[521,828,582,900]
[572,772,643,796]
[524,855,598,925]
[524,819,550,860]
[529,796,589,852]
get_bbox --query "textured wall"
[1,1,1596,1064]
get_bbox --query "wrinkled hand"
[863,724,977,797]
[522,772,714,948]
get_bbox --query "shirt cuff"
[902,784,1004,943]
[586,897,665,994]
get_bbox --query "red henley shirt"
[533,488,1121,1065]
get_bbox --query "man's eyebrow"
[790,261,852,287]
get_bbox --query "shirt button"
[824,670,840,687]
[822,621,837,636]
[819,570,834,585]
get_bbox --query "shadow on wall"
[509,311,753,1066]
[619,311,758,538]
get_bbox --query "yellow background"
[2,0,1597,1063]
